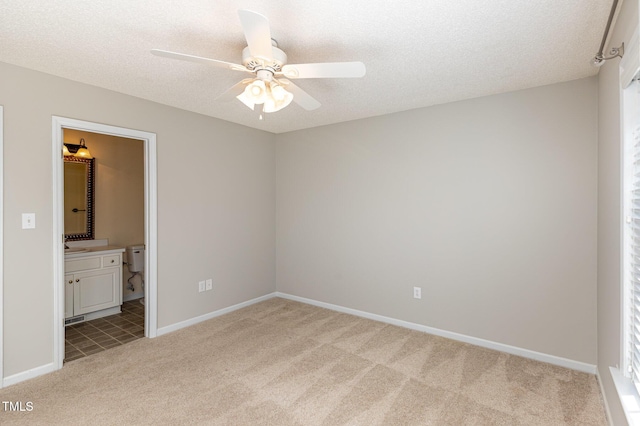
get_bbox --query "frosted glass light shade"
[237,78,294,114]
[244,80,267,104]
[263,85,293,113]
[236,91,255,110]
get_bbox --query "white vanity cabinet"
[64,248,123,322]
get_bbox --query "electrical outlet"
[413,287,422,299]
[198,281,206,293]
[205,279,212,291]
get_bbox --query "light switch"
[22,213,36,229]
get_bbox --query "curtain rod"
[597,0,619,56]
[591,0,624,67]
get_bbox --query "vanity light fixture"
[64,138,93,159]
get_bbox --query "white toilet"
[126,244,145,305]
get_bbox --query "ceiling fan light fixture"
[244,79,267,104]
[271,84,287,101]
[236,91,256,110]
[237,79,293,114]
[264,83,293,112]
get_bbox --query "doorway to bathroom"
[52,117,158,370]
[63,129,145,362]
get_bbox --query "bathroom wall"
[63,129,145,299]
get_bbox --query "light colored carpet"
[0,298,607,425]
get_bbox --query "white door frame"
[52,116,157,370]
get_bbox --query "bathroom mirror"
[64,157,95,240]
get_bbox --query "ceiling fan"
[151,9,366,118]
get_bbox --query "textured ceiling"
[0,1,612,134]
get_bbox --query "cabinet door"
[65,274,75,319]
[73,267,121,315]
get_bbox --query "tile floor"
[65,299,145,363]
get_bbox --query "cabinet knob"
[111,260,115,263]
[75,279,80,282]
[68,280,73,284]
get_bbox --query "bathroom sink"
[65,247,90,253]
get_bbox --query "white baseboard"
[2,362,57,388]
[275,292,597,374]
[156,293,277,337]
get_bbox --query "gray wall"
[597,0,639,423]
[276,77,598,364]
[0,56,605,394]
[0,62,276,377]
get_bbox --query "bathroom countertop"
[64,245,125,259]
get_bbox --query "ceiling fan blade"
[279,79,321,111]
[237,9,274,60]
[281,62,366,79]
[151,49,247,72]
[215,79,253,101]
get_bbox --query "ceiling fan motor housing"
[242,45,287,73]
